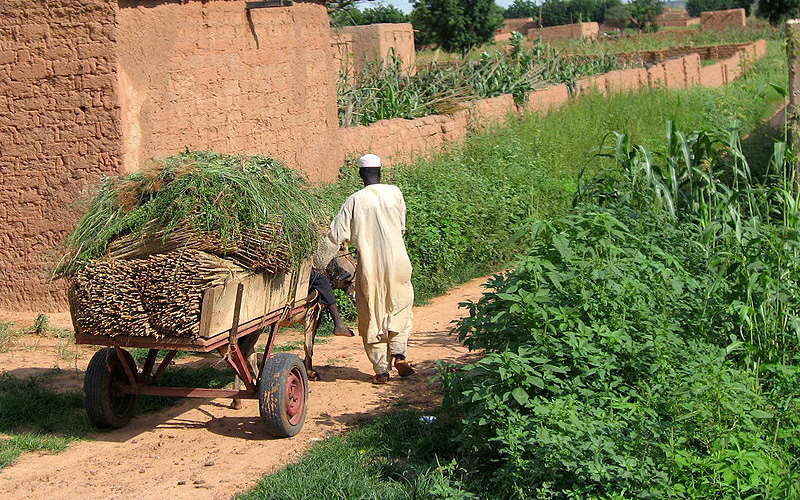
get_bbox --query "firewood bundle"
[72,250,249,339]
[107,221,293,275]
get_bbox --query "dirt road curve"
[0,276,489,500]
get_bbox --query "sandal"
[394,359,415,377]
[372,372,390,384]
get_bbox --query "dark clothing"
[309,268,336,306]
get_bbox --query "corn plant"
[577,122,800,363]
[337,36,622,127]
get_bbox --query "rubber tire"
[84,348,138,429]
[258,352,308,438]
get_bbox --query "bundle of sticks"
[107,220,292,274]
[72,249,250,338]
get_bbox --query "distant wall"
[615,40,767,65]
[0,0,122,310]
[331,23,415,74]
[656,9,701,27]
[531,22,599,42]
[701,8,746,29]
[338,40,767,167]
[499,17,537,35]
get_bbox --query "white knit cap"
[358,153,382,169]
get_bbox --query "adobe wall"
[499,18,537,35]
[611,41,766,65]
[116,1,340,182]
[1,0,341,311]
[0,0,122,310]
[656,10,700,27]
[340,40,766,168]
[701,8,746,29]
[532,22,599,42]
[331,23,415,74]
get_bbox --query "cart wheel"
[84,348,138,429]
[258,353,308,438]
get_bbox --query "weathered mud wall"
[532,22,599,42]
[331,23,415,74]
[1,0,340,311]
[701,8,746,29]
[0,0,122,310]
[116,0,340,182]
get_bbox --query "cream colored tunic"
[326,184,413,343]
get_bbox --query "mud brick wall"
[701,9,746,29]
[344,40,766,169]
[116,1,339,182]
[616,42,762,65]
[532,22,599,42]
[331,23,415,75]
[499,18,537,35]
[0,0,122,310]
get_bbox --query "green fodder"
[56,151,328,277]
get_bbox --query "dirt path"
[0,276,489,500]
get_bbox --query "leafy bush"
[410,0,504,54]
[441,205,799,498]
[329,5,410,27]
[437,124,800,498]
[686,0,753,18]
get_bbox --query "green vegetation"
[333,38,785,303]
[243,34,789,499]
[0,373,92,468]
[0,322,15,353]
[339,33,621,127]
[56,151,328,277]
[411,0,504,54]
[547,20,776,56]
[329,4,410,27]
[757,0,800,25]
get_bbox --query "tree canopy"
[629,0,664,31]
[411,0,504,53]
[330,4,410,27]
[685,0,753,17]
[503,0,539,18]
[757,0,800,25]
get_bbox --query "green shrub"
[440,206,800,498]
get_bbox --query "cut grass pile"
[56,151,328,278]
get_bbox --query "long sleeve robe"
[326,184,413,343]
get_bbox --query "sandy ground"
[0,276,490,500]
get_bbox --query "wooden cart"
[70,261,314,438]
